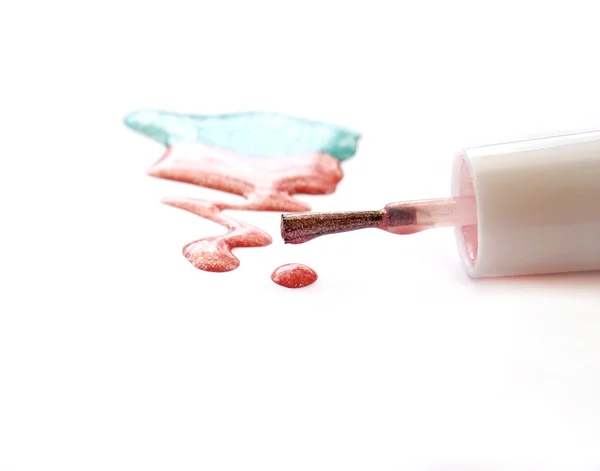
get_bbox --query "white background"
[2,1,600,469]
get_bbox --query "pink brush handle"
[383,196,477,235]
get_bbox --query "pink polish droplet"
[271,264,318,289]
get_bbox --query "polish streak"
[271,264,318,288]
[149,142,343,272]
[160,197,272,272]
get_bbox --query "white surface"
[2,1,600,470]
[455,130,600,277]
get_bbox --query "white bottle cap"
[452,130,600,278]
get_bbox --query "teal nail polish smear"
[124,110,361,161]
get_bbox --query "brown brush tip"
[280,210,384,244]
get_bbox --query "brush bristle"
[280,210,384,244]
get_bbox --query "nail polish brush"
[281,130,600,278]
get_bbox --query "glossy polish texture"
[271,264,318,288]
[160,196,271,272]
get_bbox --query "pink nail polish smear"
[160,196,272,272]
[271,264,318,288]
[150,143,343,272]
